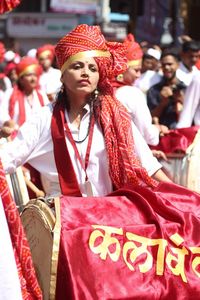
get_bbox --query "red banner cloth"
[0,161,42,299]
[150,126,200,154]
[56,183,200,300]
[0,0,20,13]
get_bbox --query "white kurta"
[39,67,62,95]
[134,70,162,94]
[0,88,49,127]
[176,73,200,128]
[176,62,200,87]
[0,197,22,300]
[115,85,160,146]
[0,103,162,197]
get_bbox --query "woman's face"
[61,57,99,98]
[123,64,141,85]
[19,72,38,91]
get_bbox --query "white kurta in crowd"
[176,73,200,128]
[39,67,62,96]
[0,88,49,127]
[176,62,200,87]
[115,85,160,146]
[0,197,22,300]
[0,103,162,197]
[134,70,162,94]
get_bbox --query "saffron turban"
[16,57,41,78]
[0,42,5,63]
[36,44,55,61]
[55,24,128,86]
[123,33,143,67]
[0,0,21,13]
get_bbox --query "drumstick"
[24,177,45,198]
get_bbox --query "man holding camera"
[147,51,186,129]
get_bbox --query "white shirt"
[176,73,200,128]
[0,88,49,127]
[134,70,162,94]
[115,85,159,146]
[0,197,22,300]
[39,67,62,95]
[176,62,200,87]
[0,103,161,197]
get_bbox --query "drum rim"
[21,199,56,230]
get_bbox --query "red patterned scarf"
[9,86,45,126]
[51,95,157,196]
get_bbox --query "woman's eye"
[73,64,81,69]
[90,66,98,72]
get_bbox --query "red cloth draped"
[0,0,21,13]
[56,183,200,299]
[150,126,200,154]
[51,100,157,196]
[9,86,45,126]
[0,160,42,299]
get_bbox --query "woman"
[2,24,200,300]
[113,33,169,160]
[0,56,49,128]
[0,24,170,197]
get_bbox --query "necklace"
[73,109,93,144]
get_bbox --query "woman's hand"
[0,120,18,139]
[152,149,169,162]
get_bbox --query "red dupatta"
[9,86,45,126]
[51,96,157,196]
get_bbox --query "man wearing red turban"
[0,56,49,128]
[36,44,62,101]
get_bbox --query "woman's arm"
[152,168,172,182]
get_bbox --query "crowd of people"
[0,20,200,299]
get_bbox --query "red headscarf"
[0,0,21,13]
[15,56,41,78]
[123,33,143,67]
[112,34,143,88]
[52,24,157,195]
[37,44,55,61]
[9,57,44,126]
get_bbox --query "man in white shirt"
[36,44,62,101]
[177,73,200,128]
[176,40,200,86]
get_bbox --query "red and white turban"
[55,24,128,88]
[16,57,41,78]
[36,44,55,61]
[0,0,21,13]
[123,33,143,67]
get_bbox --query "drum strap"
[49,197,61,300]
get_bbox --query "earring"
[116,73,124,82]
[94,89,99,100]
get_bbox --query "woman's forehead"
[71,57,97,65]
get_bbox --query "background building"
[0,0,199,54]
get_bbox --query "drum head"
[21,199,55,300]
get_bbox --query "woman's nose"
[81,67,89,77]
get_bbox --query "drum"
[159,130,200,193]
[20,197,61,300]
